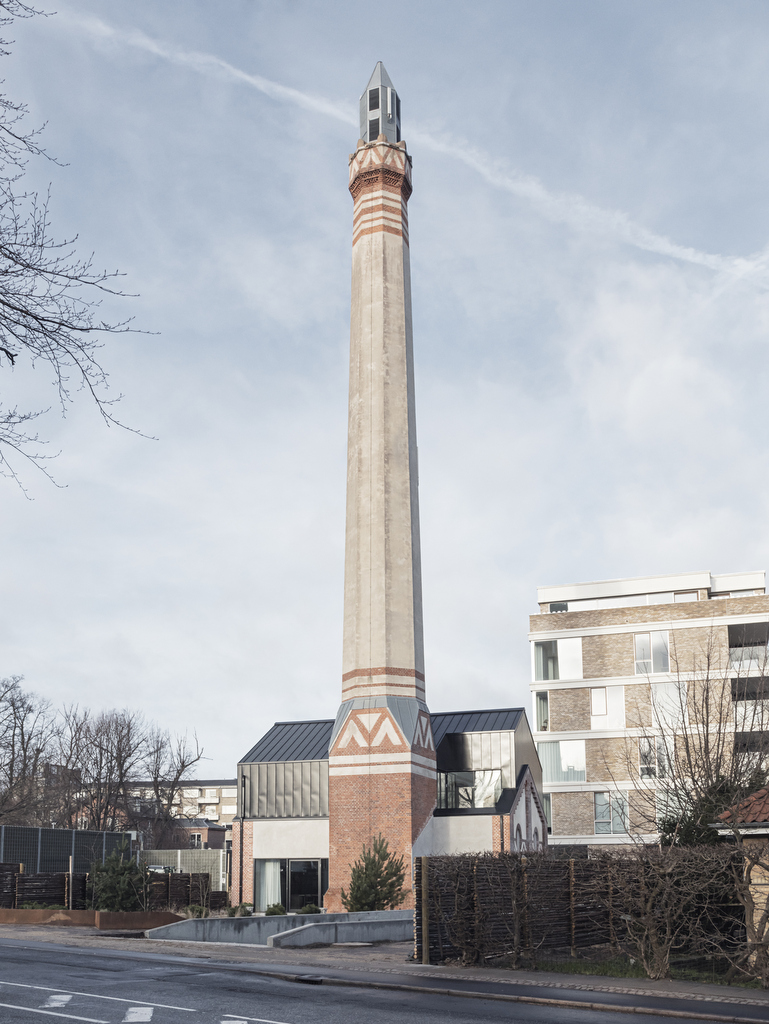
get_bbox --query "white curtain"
[254,859,281,911]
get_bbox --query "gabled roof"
[241,719,334,764]
[239,708,527,765]
[719,788,769,824]
[431,708,523,749]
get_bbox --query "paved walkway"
[1,924,768,1020]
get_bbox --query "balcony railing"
[730,645,769,670]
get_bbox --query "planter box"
[0,909,96,926]
[0,909,183,929]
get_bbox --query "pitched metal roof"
[240,719,335,764]
[239,708,526,765]
[431,708,523,748]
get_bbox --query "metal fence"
[0,826,127,874]
[139,849,227,891]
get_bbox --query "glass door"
[288,859,320,910]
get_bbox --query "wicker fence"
[414,853,614,965]
[414,850,743,967]
[0,863,226,912]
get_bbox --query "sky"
[4,1,769,777]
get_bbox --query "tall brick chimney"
[325,63,436,911]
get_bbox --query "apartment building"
[529,570,769,845]
[176,779,238,825]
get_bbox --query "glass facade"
[253,858,329,912]
[437,769,502,810]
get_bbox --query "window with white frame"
[535,691,549,731]
[534,637,583,681]
[594,792,628,835]
[634,631,669,675]
[728,623,769,671]
[537,739,586,783]
[639,736,669,779]
[535,640,559,680]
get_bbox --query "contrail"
[64,12,760,278]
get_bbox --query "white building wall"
[251,818,329,860]
[414,814,494,856]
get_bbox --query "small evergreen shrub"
[265,903,286,916]
[89,840,150,912]
[341,834,406,912]
[296,903,321,915]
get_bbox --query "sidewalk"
[1,924,769,1021]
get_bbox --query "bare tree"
[130,726,204,849]
[600,626,769,985]
[0,1,141,488]
[51,706,146,831]
[584,845,738,981]
[0,674,53,822]
[612,625,769,843]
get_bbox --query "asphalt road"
[0,938,759,1024]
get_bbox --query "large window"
[253,859,329,912]
[437,770,502,810]
[537,740,586,783]
[729,623,769,671]
[535,641,559,680]
[634,631,669,675]
[732,677,769,730]
[639,736,669,779]
[594,792,628,834]
[534,637,583,681]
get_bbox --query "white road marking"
[221,1017,294,1024]
[0,1000,107,1022]
[123,1010,154,1023]
[0,982,195,1011]
[43,996,74,1008]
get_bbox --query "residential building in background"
[127,778,237,849]
[176,780,238,826]
[529,570,769,846]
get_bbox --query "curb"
[231,964,769,1023]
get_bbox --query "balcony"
[730,645,769,671]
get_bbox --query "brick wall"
[325,769,435,912]
[628,788,656,833]
[582,633,634,679]
[586,736,633,783]
[670,625,729,675]
[549,688,590,731]
[530,595,769,634]
[229,819,254,907]
[625,683,652,729]
[552,791,594,836]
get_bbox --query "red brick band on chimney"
[341,666,426,682]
